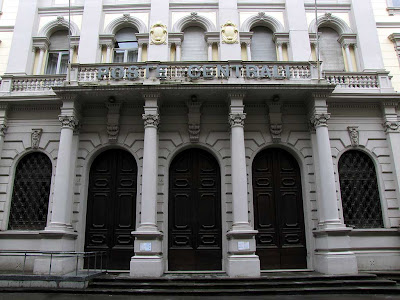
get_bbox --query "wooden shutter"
[49,30,69,51]
[181,26,207,61]
[250,26,277,61]
[319,27,345,71]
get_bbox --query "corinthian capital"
[142,114,160,128]
[59,115,79,129]
[229,113,246,127]
[310,113,330,129]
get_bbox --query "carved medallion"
[221,21,239,44]
[150,22,167,45]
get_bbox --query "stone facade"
[0,0,399,278]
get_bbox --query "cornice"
[377,22,400,28]
[9,104,61,112]
[38,6,84,15]
[0,25,14,32]
[328,103,379,109]
[103,4,151,13]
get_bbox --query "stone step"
[83,285,400,295]
[88,279,397,289]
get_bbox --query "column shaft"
[246,44,251,61]
[137,44,143,62]
[344,45,354,72]
[208,43,213,61]
[176,44,181,61]
[36,48,45,75]
[277,44,284,61]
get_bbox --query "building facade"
[0,0,399,278]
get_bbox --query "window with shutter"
[250,26,277,61]
[46,30,69,75]
[318,27,345,71]
[181,26,207,61]
[114,27,138,63]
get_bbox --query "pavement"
[0,294,399,300]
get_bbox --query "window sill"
[0,230,43,238]
[349,228,400,236]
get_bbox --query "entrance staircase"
[85,271,400,295]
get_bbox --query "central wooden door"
[85,149,137,270]
[252,148,307,270]
[168,148,222,271]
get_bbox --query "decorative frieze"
[58,115,79,129]
[143,114,160,128]
[31,128,43,149]
[347,126,359,147]
[229,113,246,127]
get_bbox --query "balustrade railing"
[11,75,65,92]
[324,71,380,89]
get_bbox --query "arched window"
[318,27,345,71]
[114,27,138,63]
[8,152,52,230]
[181,26,207,61]
[338,150,383,229]
[250,26,277,61]
[46,30,69,75]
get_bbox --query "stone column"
[46,98,79,233]
[208,42,213,61]
[137,43,143,62]
[226,93,260,278]
[105,45,112,63]
[277,43,284,62]
[35,47,46,75]
[176,43,182,61]
[382,101,400,208]
[309,93,358,275]
[78,0,103,63]
[130,92,163,278]
[6,0,39,74]
[246,43,251,61]
[343,44,355,72]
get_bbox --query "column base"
[313,227,358,275]
[130,227,164,278]
[226,227,260,278]
[226,254,260,278]
[130,255,164,278]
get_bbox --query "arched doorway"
[168,148,222,271]
[252,148,307,270]
[84,149,137,270]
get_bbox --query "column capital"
[143,113,160,128]
[310,113,331,128]
[229,113,246,127]
[59,115,79,129]
[0,124,7,137]
[383,121,400,133]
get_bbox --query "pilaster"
[148,0,169,61]
[130,92,163,278]
[226,92,260,278]
[78,0,104,63]
[381,100,400,209]
[218,0,241,60]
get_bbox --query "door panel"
[169,148,222,271]
[253,148,307,270]
[85,149,137,270]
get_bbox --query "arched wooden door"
[85,149,137,270]
[252,148,307,269]
[168,148,222,271]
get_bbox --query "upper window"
[250,26,277,61]
[338,150,384,229]
[181,26,207,61]
[8,152,52,230]
[46,30,69,75]
[392,0,400,6]
[318,27,345,71]
[113,28,138,63]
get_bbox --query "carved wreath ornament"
[150,22,167,45]
[221,21,239,44]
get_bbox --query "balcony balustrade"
[0,61,393,94]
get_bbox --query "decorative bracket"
[347,126,359,147]
[186,99,202,143]
[106,102,122,143]
[31,128,43,149]
[268,100,283,143]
